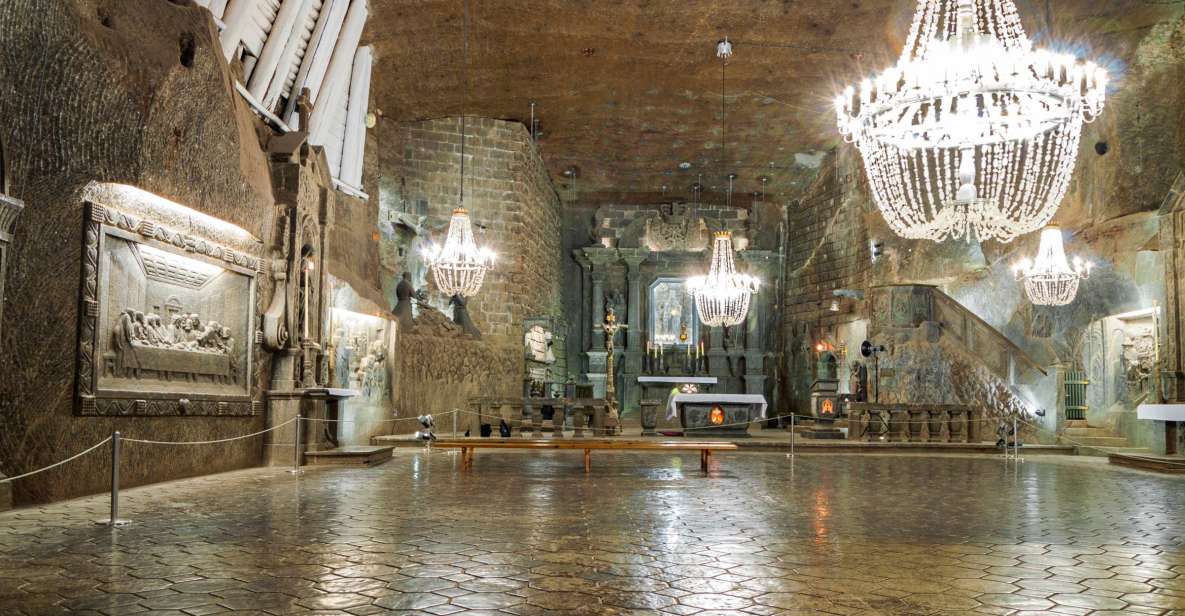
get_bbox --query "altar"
[637,376,717,435]
[666,393,767,437]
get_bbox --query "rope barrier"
[299,409,461,425]
[0,437,112,484]
[121,417,297,446]
[451,406,1002,432]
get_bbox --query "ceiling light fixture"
[688,39,759,328]
[836,0,1106,243]
[1012,227,1091,305]
[423,0,494,298]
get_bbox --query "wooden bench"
[432,438,738,473]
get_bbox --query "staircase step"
[1075,445,1149,458]
[1064,436,1130,447]
[305,445,394,467]
[1109,453,1185,474]
[1063,427,1118,437]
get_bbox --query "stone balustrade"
[847,403,979,443]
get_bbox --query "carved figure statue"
[850,360,868,402]
[115,309,140,377]
[449,294,481,338]
[393,271,415,327]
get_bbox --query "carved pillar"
[573,250,592,355]
[620,249,648,413]
[264,140,335,465]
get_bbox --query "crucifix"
[603,306,627,403]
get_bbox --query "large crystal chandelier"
[422,0,494,298]
[836,0,1107,243]
[424,208,495,297]
[689,233,760,328]
[686,41,760,328]
[1012,227,1091,306]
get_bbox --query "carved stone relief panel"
[77,201,262,416]
[643,204,709,252]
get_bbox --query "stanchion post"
[95,431,130,527]
[290,417,303,475]
[453,409,458,438]
[790,414,795,458]
[1013,417,1019,461]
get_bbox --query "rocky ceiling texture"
[367,0,1179,207]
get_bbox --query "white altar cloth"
[638,376,718,385]
[666,393,768,421]
[1137,404,1185,421]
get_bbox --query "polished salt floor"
[2,451,1185,615]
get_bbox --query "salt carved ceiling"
[367,0,1174,205]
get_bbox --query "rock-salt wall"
[0,0,276,503]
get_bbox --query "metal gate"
[1065,370,1089,421]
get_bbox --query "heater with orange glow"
[709,405,725,425]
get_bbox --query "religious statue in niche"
[649,277,698,347]
[524,321,556,397]
[524,324,556,364]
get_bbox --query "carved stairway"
[1059,421,1150,457]
[867,285,1046,443]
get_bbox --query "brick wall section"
[783,151,870,327]
[383,117,563,342]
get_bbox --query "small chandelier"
[836,0,1106,243]
[423,208,495,297]
[421,0,493,298]
[1012,227,1091,306]
[688,231,760,328]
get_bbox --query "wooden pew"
[433,438,738,473]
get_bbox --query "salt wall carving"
[77,202,263,416]
[329,308,393,402]
[0,136,24,342]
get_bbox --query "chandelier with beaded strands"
[835,0,1107,243]
[422,0,495,298]
[1012,227,1091,306]
[687,39,760,328]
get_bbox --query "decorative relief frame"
[76,201,265,416]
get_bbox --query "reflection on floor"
[2,451,1184,615]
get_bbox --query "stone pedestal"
[586,350,608,398]
[809,379,844,439]
[0,475,11,512]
